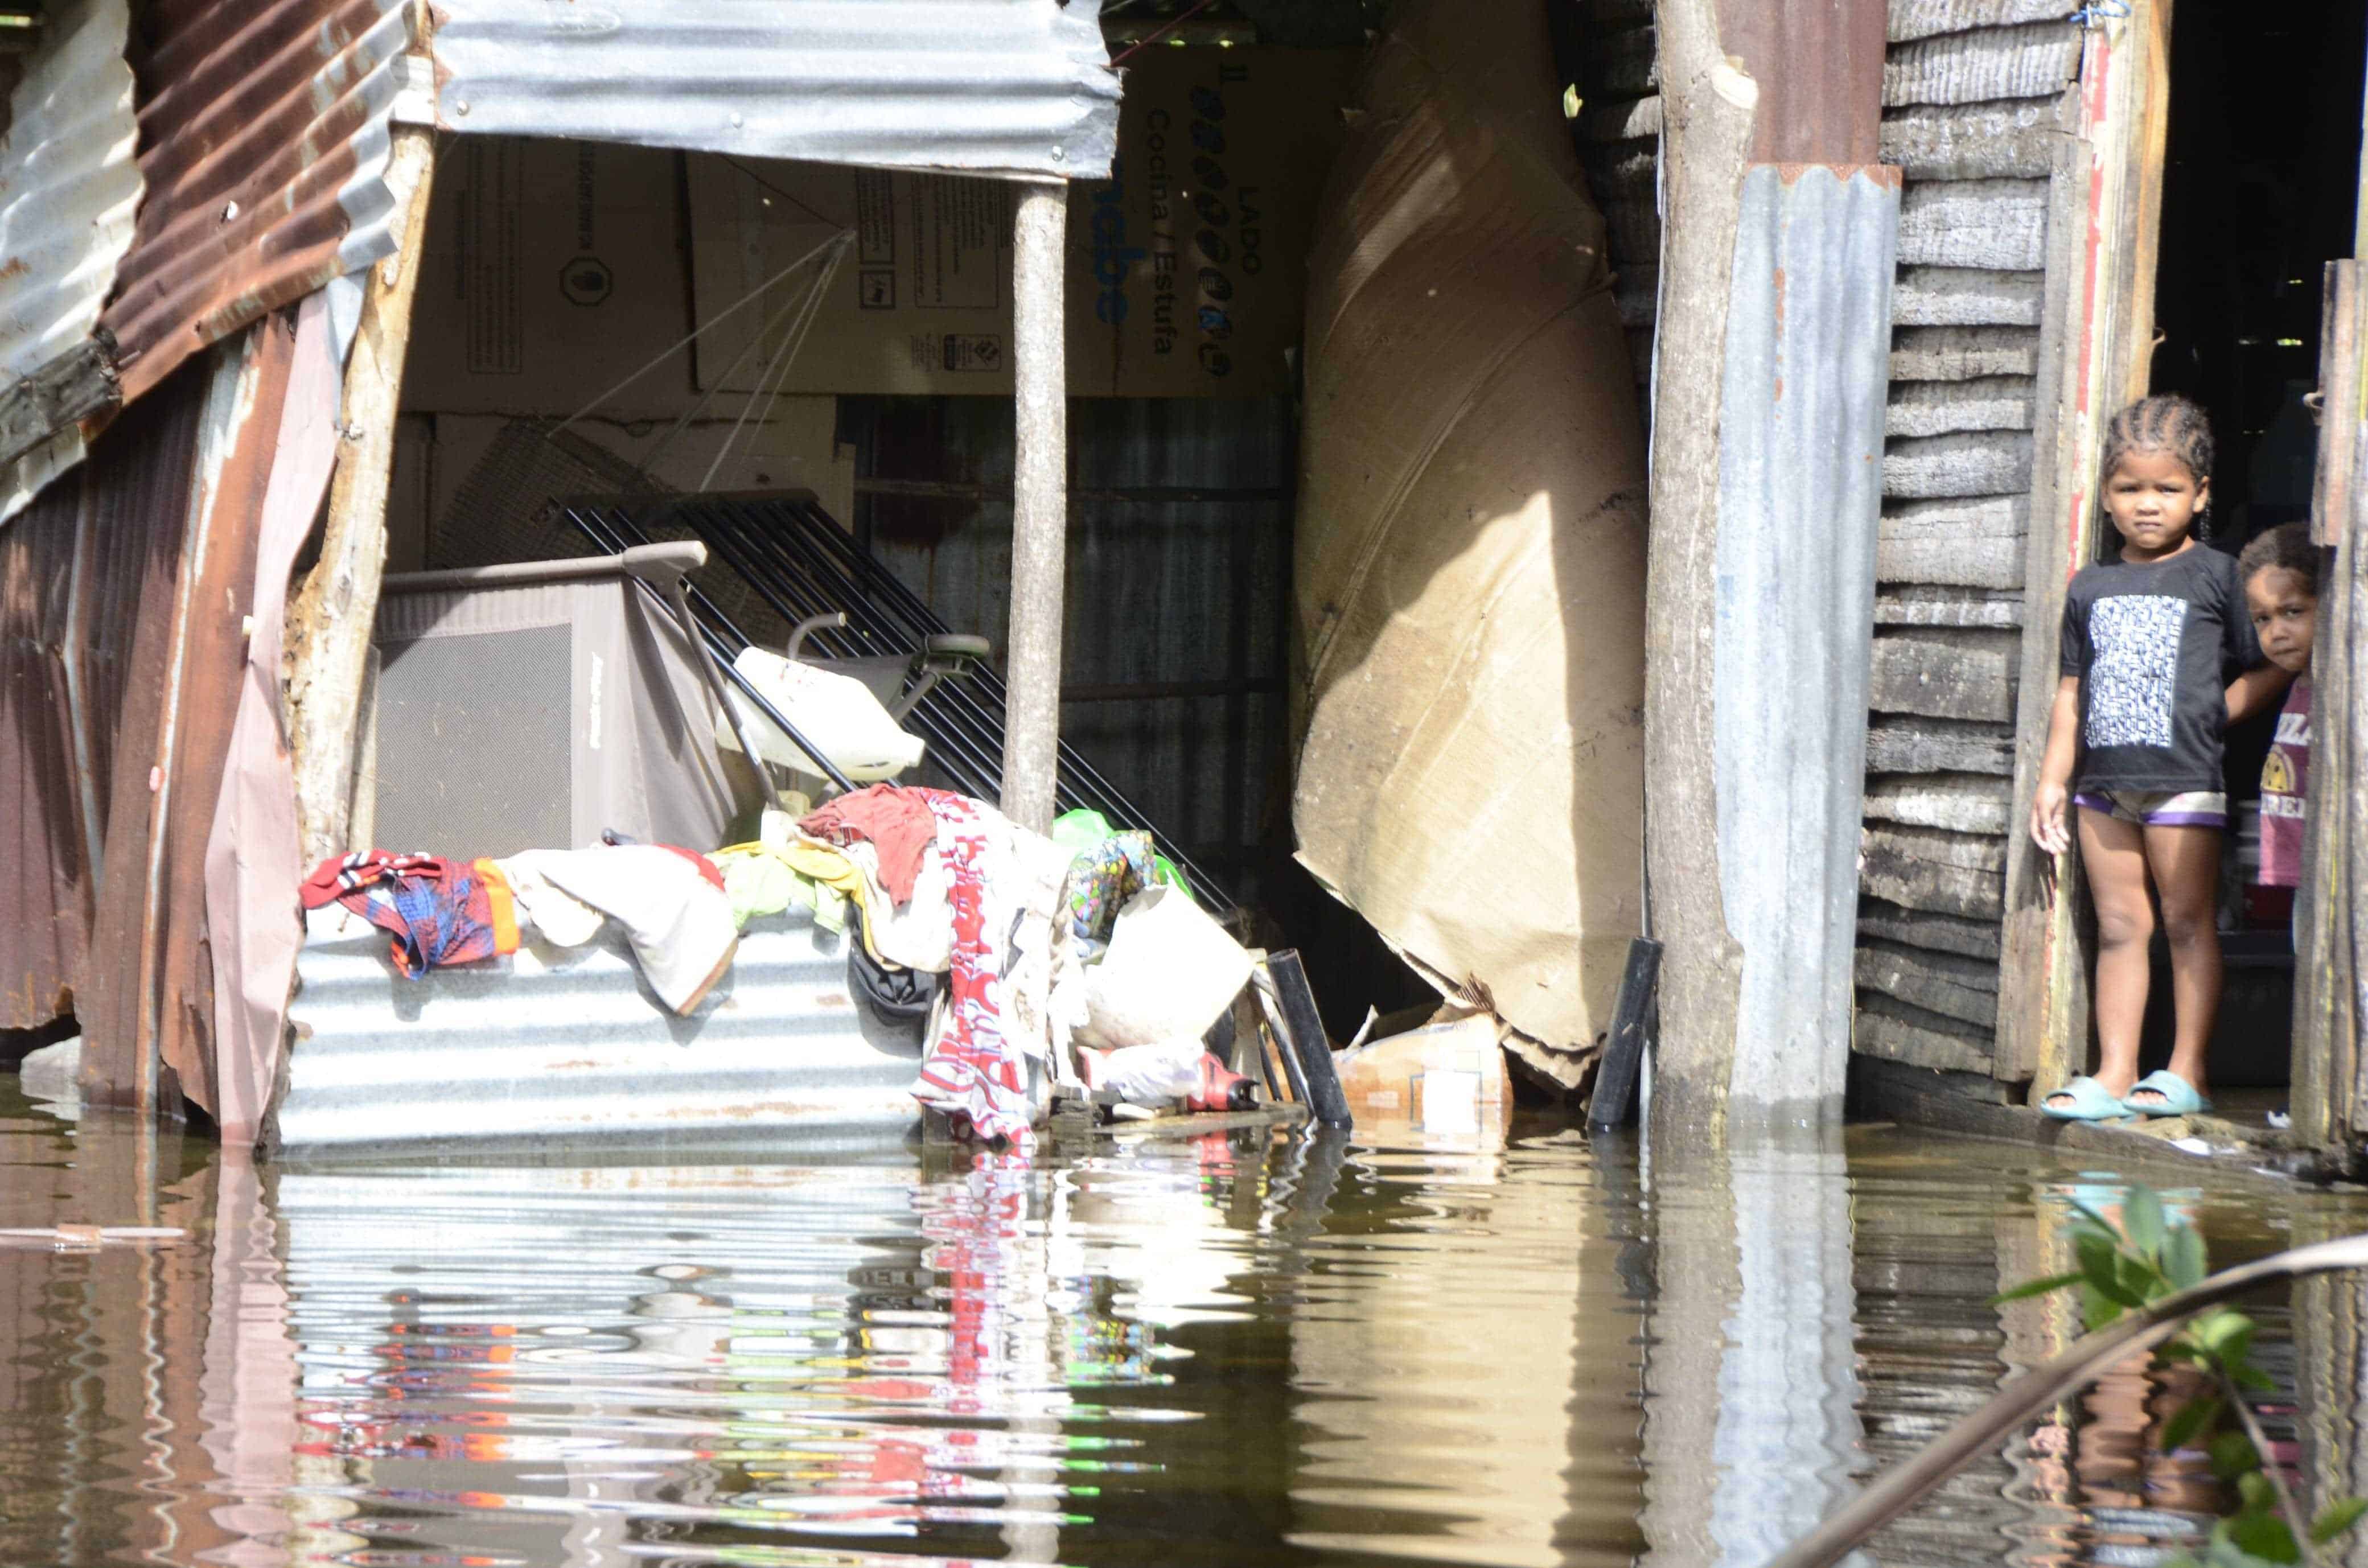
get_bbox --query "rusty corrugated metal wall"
[0,344,211,1032]
[100,0,410,405]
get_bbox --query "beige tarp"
[1291,0,1650,1073]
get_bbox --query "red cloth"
[799,785,937,904]
[299,851,439,910]
[2259,674,2312,888]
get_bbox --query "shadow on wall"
[1288,0,1650,1079]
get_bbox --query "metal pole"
[1001,180,1067,832]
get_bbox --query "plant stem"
[2220,1365,2323,1568]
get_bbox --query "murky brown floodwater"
[3,1073,2366,1568]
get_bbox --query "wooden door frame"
[1993,5,2176,1098]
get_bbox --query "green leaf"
[2118,1250,2169,1304]
[2311,1498,2368,1545]
[2230,1504,2301,1564]
[2082,1286,2127,1333]
[2078,1230,2144,1306]
[2160,1394,2222,1454]
[2125,1184,2167,1260]
[1991,1270,2086,1306]
[2190,1308,2257,1361]
[2165,1222,2210,1291]
[2237,1471,2277,1515]
[2235,1363,2279,1394]
[2212,1429,2264,1480]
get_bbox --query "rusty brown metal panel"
[97,0,409,405]
[80,329,276,1114]
[0,348,207,1032]
[0,478,92,1027]
[1722,0,1888,166]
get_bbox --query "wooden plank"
[1582,141,1656,198]
[1601,199,1662,270]
[285,128,438,866]
[1890,325,2042,382]
[1878,495,2025,588]
[1866,715,2015,775]
[0,338,120,473]
[1997,10,2173,1093]
[1614,268,1660,327]
[1580,94,1662,145]
[1854,991,1996,1073]
[1863,772,2013,836]
[1861,825,2007,919]
[1874,586,2024,628]
[1880,100,2059,180]
[1888,0,2073,44]
[1593,26,1658,97]
[1857,897,2004,960]
[1884,22,2081,109]
[1883,430,2034,499]
[2297,260,2365,1149]
[1884,375,2037,438]
[1869,628,2017,721]
[1893,267,2045,327]
[1856,940,2000,1030]
[1896,179,2051,270]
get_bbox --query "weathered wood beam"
[1857,897,2003,961]
[1996,7,2174,1094]
[1867,715,2015,775]
[0,337,119,473]
[285,126,437,865]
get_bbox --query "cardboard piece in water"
[685,48,1356,398]
[1291,0,1648,1064]
[401,137,698,417]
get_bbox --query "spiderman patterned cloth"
[904,791,1045,1146]
[299,850,518,977]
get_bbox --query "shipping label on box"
[402,138,699,417]
[688,48,1356,398]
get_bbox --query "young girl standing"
[2031,395,2293,1120]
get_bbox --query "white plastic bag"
[716,647,926,781]
[1076,884,1252,1050]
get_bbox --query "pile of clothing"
[300,842,739,1014]
[302,786,1258,1146]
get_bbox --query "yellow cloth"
[712,838,882,957]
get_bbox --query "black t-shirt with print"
[2058,545,2263,793]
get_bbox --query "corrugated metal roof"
[402,0,1121,178]
[279,904,927,1154]
[0,0,141,522]
[98,0,412,404]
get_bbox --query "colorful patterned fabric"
[1058,832,1157,959]
[303,853,514,978]
[908,789,1037,1146]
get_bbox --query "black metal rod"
[1588,938,1663,1131]
[1263,950,1352,1131]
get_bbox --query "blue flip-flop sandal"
[2123,1069,2210,1118]
[2041,1076,2133,1121]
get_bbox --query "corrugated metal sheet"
[98,0,412,405]
[1711,164,1901,1114]
[402,0,1120,178]
[0,348,209,1031]
[0,0,141,521]
[278,905,926,1153]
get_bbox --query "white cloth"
[527,846,738,1014]
[492,852,608,947]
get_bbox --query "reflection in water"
[1,1081,2367,1568]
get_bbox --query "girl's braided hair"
[2100,394,2217,534]
[2237,520,2320,598]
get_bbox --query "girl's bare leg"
[2069,807,2155,1101]
[2132,823,2221,1105]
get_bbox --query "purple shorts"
[2073,788,2227,829]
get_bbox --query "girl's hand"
[2029,780,2071,857]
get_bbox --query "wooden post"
[285,125,436,865]
[2293,261,2366,1154]
[1994,9,2176,1097]
[1641,0,1758,1133]
[1000,180,1067,834]
[1645,0,1890,1134]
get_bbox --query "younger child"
[2030,395,2293,1120]
[2238,522,2318,892]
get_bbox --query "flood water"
[6,1078,2368,1568]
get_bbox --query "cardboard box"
[686,48,1358,398]
[401,137,700,417]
